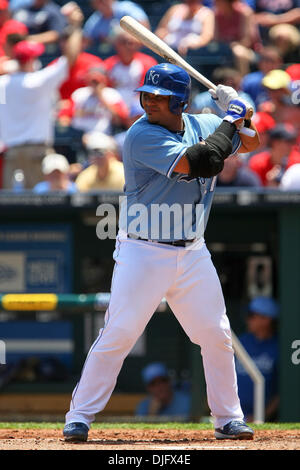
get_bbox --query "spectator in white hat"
[33,153,77,193]
[75,131,124,192]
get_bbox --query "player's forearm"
[274,8,300,24]
[27,31,60,44]
[254,12,280,26]
[255,9,300,25]
[63,27,82,67]
[238,121,260,154]
[174,121,236,177]
[62,5,84,67]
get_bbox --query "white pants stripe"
[66,237,244,428]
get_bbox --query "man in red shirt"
[104,27,157,115]
[249,123,300,187]
[48,33,104,125]
[58,51,104,102]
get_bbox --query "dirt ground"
[0,428,299,450]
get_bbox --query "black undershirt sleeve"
[185,121,237,178]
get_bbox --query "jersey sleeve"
[127,126,187,179]
[32,56,69,90]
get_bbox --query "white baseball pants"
[66,235,244,428]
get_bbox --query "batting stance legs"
[66,236,244,428]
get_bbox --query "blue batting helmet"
[135,63,191,115]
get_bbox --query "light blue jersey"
[119,113,241,241]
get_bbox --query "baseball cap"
[248,297,279,318]
[268,123,297,141]
[142,363,169,385]
[42,153,70,175]
[0,0,8,10]
[13,40,45,63]
[285,64,300,82]
[84,132,117,153]
[262,70,291,90]
[252,112,275,133]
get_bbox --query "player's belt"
[127,234,196,247]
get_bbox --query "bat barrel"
[120,15,255,135]
[120,15,216,91]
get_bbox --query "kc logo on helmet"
[149,70,160,85]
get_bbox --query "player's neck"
[161,115,184,133]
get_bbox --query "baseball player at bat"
[63,63,259,442]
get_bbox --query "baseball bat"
[119,15,255,135]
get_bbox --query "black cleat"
[63,422,89,442]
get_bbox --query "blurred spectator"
[83,0,150,53]
[0,0,28,56]
[217,154,262,187]
[135,362,191,419]
[285,63,300,82]
[249,123,300,187]
[241,46,282,108]
[13,0,67,45]
[0,5,83,189]
[280,163,300,190]
[155,0,215,56]
[269,24,300,64]
[0,32,27,75]
[69,65,129,134]
[52,49,104,105]
[104,26,157,114]
[236,296,279,422]
[75,131,124,191]
[259,69,292,120]
[250,111,276,153]
[244,0,300,44]
[33,153,77,193]
[214,0,260,75]
[191,66,255,116]
[48,21,105,130]
[114,102,144,159]
[9,0,33,11]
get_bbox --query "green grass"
[0,422,299,430]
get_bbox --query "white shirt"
[0,56,68,148]
[71,86,123,134]
[106,59,145,109]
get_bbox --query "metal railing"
[0,293,264,422]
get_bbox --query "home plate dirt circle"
[0,428,300,450]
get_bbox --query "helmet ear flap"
[169,96,187,115]
[139,92,144,110]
